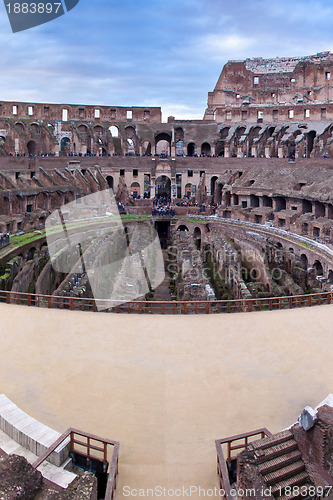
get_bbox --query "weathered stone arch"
[201,142,211,156]
[27,140,37,156]
[130,182,140,198]
[155,133,171,156]
[187,142,196,157]
[313,260,323,275]
[210,176,218,196]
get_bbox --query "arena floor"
[0,303,332,498]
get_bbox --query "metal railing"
[1,289,333,314]
[32,427,119,500]
[215,429,272,500]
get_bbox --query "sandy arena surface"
[0,303,332,498]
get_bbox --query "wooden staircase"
[248,429,312,499]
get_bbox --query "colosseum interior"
[1,52,333,499]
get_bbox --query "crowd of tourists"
[152,196,175,216]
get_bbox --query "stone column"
[150,176,155,198]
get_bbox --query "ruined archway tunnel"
[0,303,332,498]
[1,215,333,307]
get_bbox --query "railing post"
[6,292,10,304]
[327,293,331,305]
[70,298,74,311]
[87,437,90,466]
[70,431,74,454]
[205,302,209,314]
[104,442,107,465]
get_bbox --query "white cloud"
[194,33,257,62]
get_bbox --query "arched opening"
[60,137,71,155]
[300,254,308,270]
[210,176,218,196]
[274,196,286,211]
[27,247,36,261]
[177,225,189,232]
[216,127,230,158]
[27,140,37,156]
[193,227,201,250]
[232,194,239,205]
[106,176,114,189]
[142,141,151,156]
[313,260,323,276]
[220,127,230,140]
[155,133,171,157]
[314,201,325,217]
[302,199,312,214]
[130,182,140,198]
[306,131,316,157]
[185,183,192,198]
[78,124,90,153]
[127,138,135,155]
[201,143,211,156]
[250,195,259,208]
[109,126,119,138]
[263,196,273,207]
[125,127,136,155]
[187,142,197,157]
[155,175,171,199]
[215,183,223,205]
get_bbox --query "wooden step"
[258,450,302,475]
[271,471,310,496]
[263,460,305,486]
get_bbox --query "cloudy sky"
[1,0,333,120]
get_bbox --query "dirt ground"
[0,303,332,498]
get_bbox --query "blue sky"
[1,0,333,120]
